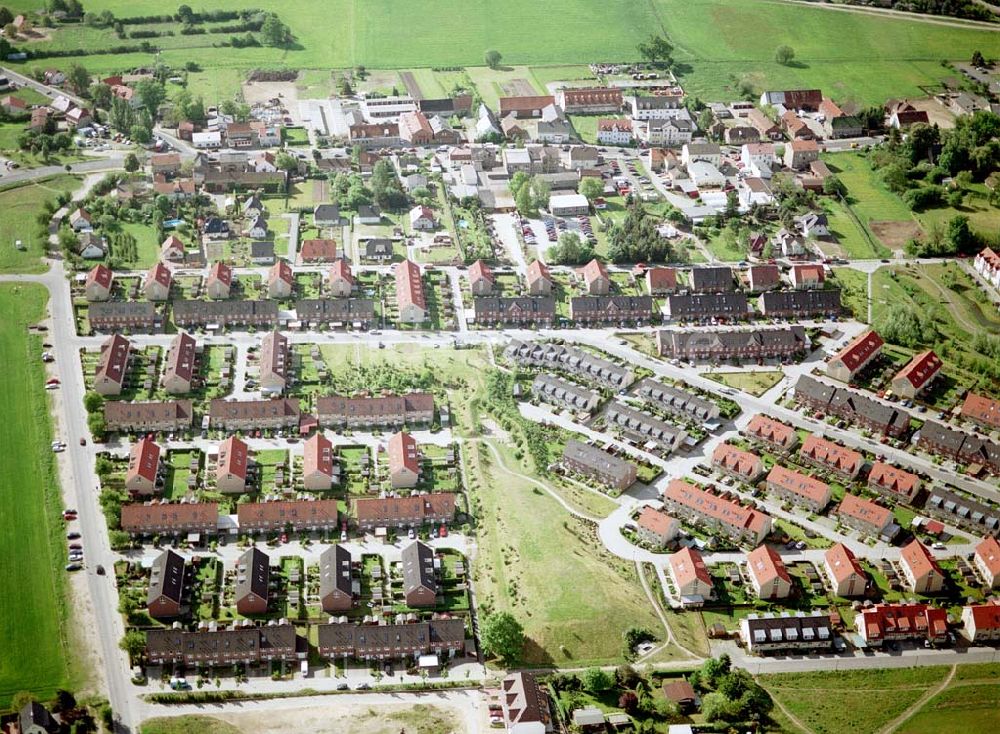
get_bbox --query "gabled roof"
[128,437,161,485]
[646,267,677,290]
[526,259,552,286]
[395,259,426,311]
[747,415,797,446]
[165,331,197,385]
[353,493,456,524]
[800,434,863,474]
[499,95,556,115]
[833,329,883,372]
[868,461,919,498]
[217,435,249,480]
[824,542,866,585]
[747,544,791,588]
[329,258,354,285]
[268,259,293,286]
[838,492,892,531]
[401,539,437,596]
[468,259,494,286]
[300,238,338,261]
[965,601,1000,631]
[578,258,609,286]
[304,432,335,479]
[86,263,113,289]
[637,506,676,536]
[669,546,712,588]
[147,548,185,606]
[235,546,270,606]
[712,443,762,478]
[894,350,942,390]
[207,260,233,287]
[766,465,830,505]
[388,431,420,476]
[960,392,1000,430]
[900,539,945,581]
[791,264,825,284]
[146,261,172,289]
[663,479,770,535]
[95,333,131,387]
[974,536,1000,577]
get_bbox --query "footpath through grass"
[0,284,79,708]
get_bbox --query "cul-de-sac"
[2,2,1000,733]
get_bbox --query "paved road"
[0,155,125,186]
[0,65,87,106]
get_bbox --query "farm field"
[0,176,82,274]
[5,0,1000,105]
[0,284,80,707]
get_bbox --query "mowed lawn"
[0,284,78,707]
[0,177,82,274]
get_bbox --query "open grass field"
[0,177,82,274]
[6,0,1000,105]
[141,716,241,734]
[823,152,917,250]
[760,666,951,734]
[469,439,665,667]
[900,683,1000,734]
[0,284,79,708]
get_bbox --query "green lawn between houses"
[0,284,82,708]
[5,0,1000,106]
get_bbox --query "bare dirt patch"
[400,71,423,100]
[911,97,958,129]
[241,80,301,125]
[502,79,536,96]
[214,702,468,734]
[871,220,923,249]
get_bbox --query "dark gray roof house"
[319,544,354,612]
[19,702,59,734]
[759,289,841,317]
[295,298,375,324]
[663,292,749,321]
[689,266,734,292]
[402,540,438,607]
[235,547,270,615]
[363,238,394,260]
[250,240,275,263]
[146,549,186,618]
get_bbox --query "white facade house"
[687,160,725,188]
[627,95,685,120]
[639,117,695,147]
[596,119,633,145]
[740,143,775,170]
[192,131,222,149]
[681,142,722,167]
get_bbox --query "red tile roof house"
[766,465,832,513]
[409,204,437,231]
[890,350,943,400]
[161,234,186,261]
[0,95,27,115]
[144,261,173,301]
[468,259,495,296]
[84,263,114,302]
[353,492,456,531]
[526,259,553,295]
[556,86,623,114]
[746,415,800,452]
[499,95,556,119]
[395,259,427,324]
[388,431,421,488]
[268,259,294,299]
[961,600,1000,643]
[215,436,250,494]
[121,501,219,536]
[577,258,610,295]
[300,238,338,263]
[790,263,825,290]
[163,331,197,394]
[635,506,679,548]
[973,536,1000,588]
[823,543,868,597]
[94,334,132,396]
[746,544,792,600]
[328,259,354,298]
[662,479,772,546]
[899,539,947,594]
[645,267,677,295]
[206,261,234,300]
[961,392,1000,433]
[747,264,781,293]
[126,437,162,495]
[303,432,336,490]
[237,498,340,532]
[667,546,714,605]
[826,329,884,383]
[799,434,864,479]
[867,461,921,504]
[856,602,948,647]
[712,443,764,483]
[837,493,895,538]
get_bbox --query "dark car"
[66,531,80,539]
[65,563,82,572]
